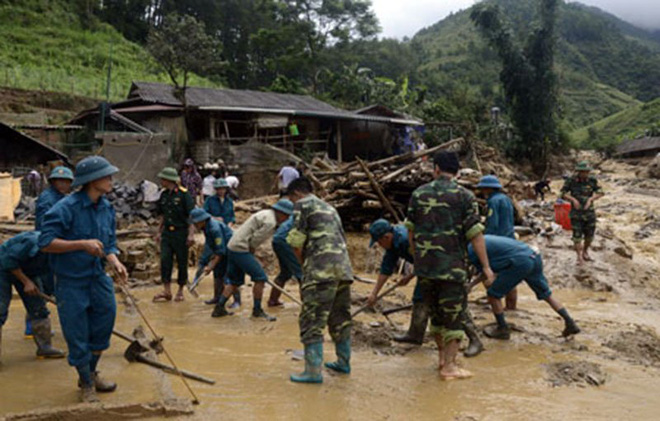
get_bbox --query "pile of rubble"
[106,181,160,227]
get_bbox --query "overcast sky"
[371,0,660,39]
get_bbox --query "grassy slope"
[412,0,658,131]
[571,97,660,145]
[0,2,213,102]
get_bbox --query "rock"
[613,245,633,259]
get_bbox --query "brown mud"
[1,156,660,420]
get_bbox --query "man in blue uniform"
[467,235,580,339]
[267,215,303,307]
[367,219,483,357]
[203,178,236,227]
[0,231,66,361]
[477,175,518,310]
[26,166,73,337]
[39,156,128,403]
[189,208,233,307]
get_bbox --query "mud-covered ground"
[1,157,660,420]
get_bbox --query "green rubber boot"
[325,340,351,374]
[290,342,323,384]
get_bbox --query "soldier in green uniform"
[561,161,604,266]
[153,167,195,302]
[286,178,353,384]
[406,151,494,381]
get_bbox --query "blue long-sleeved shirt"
[467,235,536,273]
[0,231,48,278]
[35,187,65,231]
[203,195,235,224]
[380,225,414,275]
[485,191,515,239]
[272,216,302,280]
[199,219,232,266]
[38,191,118,280]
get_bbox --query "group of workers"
[0,150,603,401]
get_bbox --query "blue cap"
[71,156,119,187]
[48,166,74,180]
[272,199,294,216]
[369,219,392,247]
[213,178,229,189]
[476,175,503,190]
[189,208,212,224]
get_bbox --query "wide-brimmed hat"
[476,175,503,189]
[189,208,211,224]
[48,166,74,181]
[183,158,195,167]
[71,156,119,187]
[575,161,592,171]
[369,219,393,247]
[272,199,294,216]
[158,167,180,182]
[213,178,229,189]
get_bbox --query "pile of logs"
[309,138,465,230]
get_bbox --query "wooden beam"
[336,121,343,164]
[356,157,402,223]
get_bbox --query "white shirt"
[202,175,216,196]
[225,175,240,189]
[228,209,277,253]
[278,166,300,189]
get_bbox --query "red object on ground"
[554,202,572,230]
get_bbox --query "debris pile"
[106,181,160,227]
[545,361,607,387]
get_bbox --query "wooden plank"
[356,157,403,223]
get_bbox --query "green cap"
[158,167,180,182]
[272,199,294,216]
[213,178,229,189]
[369,219,392,247]
[48,166,74,181]
[575,161,592,171]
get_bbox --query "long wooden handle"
[352,281,402,318]
[265,279,302,306]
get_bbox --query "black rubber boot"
[484,324,511,340]
[463,317,484,358]
[252,308,276,322]
[562,320,581,337]
[212,303,230,318]
[393,302,429,345]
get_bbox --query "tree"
[471,0,561,172]
[146,13,223,94]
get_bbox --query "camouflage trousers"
[419,278,466,344]
[299,280,351,345]
[570,209,597,243]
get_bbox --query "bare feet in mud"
[582,252,593,262]
[440,365,473,381]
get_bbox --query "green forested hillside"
[0,1,213,101]
[411,0,660,130]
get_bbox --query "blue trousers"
[273,241,302,283]
[226,251,268,286]
[487,254,552,300]
[55,275,116,367]
[0,272,49,326]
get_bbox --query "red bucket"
[554,202,572,230]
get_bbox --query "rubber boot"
[325,340,351,374]
[32,319,65,359]
[252,307,276,322]
[80,385,100,403]
[290,342,323,384]
[92,371,117,393]
[393,301,429,345]
[562,320,581,337]
[484,324,511,340]
[463,318,484,358]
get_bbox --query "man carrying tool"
[406,151,494,380]
[203,178,236,227]
[153,167,195,303]
[26,166,73,337]
[561,161,604,266]
[267,212,303,307]
[467,235,581,339]
[367,219,484,357]
[1,231,66,361]
[211,199,294,321]
[39,155,129,403]
[287,177,353,384]
[189,208,233,307]
[476,175,518,310]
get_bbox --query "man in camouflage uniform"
[561,161,604,266]
[286,178,353,384]
[406,151,494,380]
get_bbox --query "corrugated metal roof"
[616,136,660,155]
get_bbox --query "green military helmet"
[272,199,294,215]
[369,218,392,247]
[575,161,592,172]
[213,178,229,189]
[189,207,211,224]
[71,156,119,187]
[158,167,180,182]
[48,166,74,181]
